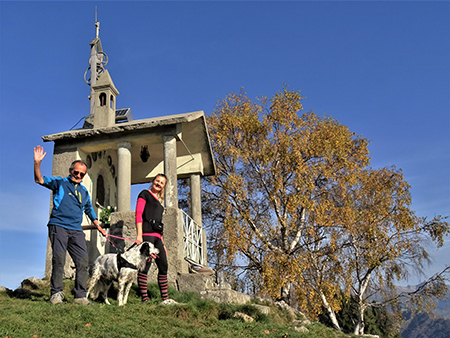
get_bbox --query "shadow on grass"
[4,278,46,300]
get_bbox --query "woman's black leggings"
[141,235,167,275]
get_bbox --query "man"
[34,145,107,305]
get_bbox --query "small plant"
[99,206,116,225]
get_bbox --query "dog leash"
[106,234,137,242]
[103,234,159,259]
[102,234,123,253]
[103,234,138,254]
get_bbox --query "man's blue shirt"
[41,176,97,231]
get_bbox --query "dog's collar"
[117,253,138,270]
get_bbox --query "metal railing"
[181,210,204,265]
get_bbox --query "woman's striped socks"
[138,272,149,302]
[158,274,168,300]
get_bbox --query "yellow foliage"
[203,86,449,326]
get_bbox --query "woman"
[135,173,170,303]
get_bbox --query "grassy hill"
[0,278,357,338]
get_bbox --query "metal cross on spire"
[95,6,100,38]
[84,7,109,118]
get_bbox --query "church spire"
[83,11,119,129]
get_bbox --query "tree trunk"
[353,272,371,335]
[320,290,341,331]
[280,282,291,304]
[280,282,299,309]
[353,303,365,335]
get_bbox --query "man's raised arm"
[34,145,46,184]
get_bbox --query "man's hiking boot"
[74,297,93,306]
[49,291,64,305]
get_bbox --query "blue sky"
[0,1,448,290]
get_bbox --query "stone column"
[163,135,178,208]
[189,173,202,227]
[163,135,187,286]
[117,141,132,212]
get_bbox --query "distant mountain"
[397,286,450,338]
[401,312,450,338]
[434,293,450,319]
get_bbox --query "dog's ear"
[140,242,150,255]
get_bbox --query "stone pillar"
[189,174,202,227]
[117,141,131,211]
[164,207,188,286]
[163,135,178,208]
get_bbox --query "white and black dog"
[87,242,159,306]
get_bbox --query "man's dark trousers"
[48,224,89,298]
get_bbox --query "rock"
[216,282,232,290]
[275,300,306,319]
[254,297,273,305]
[291,326,309,333]
[252,304,271,315]
[21,277,46,289]
[293,319,311,326]
[177,273,218,294]
[200,289,251,305]
[233,312,254,323]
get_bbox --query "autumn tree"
[203,86,449,335]
[326,166,449,334]
[203,87,370,330]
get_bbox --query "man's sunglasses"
[73,170,86,178]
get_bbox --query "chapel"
[42,18,216,287]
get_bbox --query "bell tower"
[91,70,119,127]
[83,15,119,128]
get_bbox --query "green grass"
[0,279,356,338]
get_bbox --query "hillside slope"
[1,278,356,338]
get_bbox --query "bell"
[140,145,150,162]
